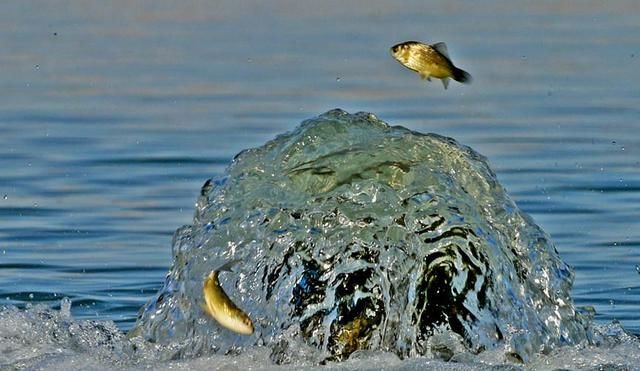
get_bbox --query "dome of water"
[132,109,590,362]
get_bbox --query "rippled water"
[1,0,639,368]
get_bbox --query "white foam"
[1,304,639,370]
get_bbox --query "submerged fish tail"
[216,258,242,273]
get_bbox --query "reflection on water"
[0,0,638,350]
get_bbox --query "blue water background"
[1,0,639,335]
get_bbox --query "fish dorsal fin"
[432,42,449,58]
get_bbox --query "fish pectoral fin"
[420,73,431,81]
[441,77,450,89]
[432,42,449,58]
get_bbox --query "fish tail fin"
[453,67,472,84]
[216,258,242,272]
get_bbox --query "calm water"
[1,0,639,342]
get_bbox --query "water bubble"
[3,194,7,200]
[29,293,34,299]
[336,76,341,82]
[636,265,640,274]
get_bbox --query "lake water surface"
[1,0,639,368]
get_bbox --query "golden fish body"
[390,41,471,89]
[202,262,254,335]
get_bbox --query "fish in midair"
[390,41,471,89]
[202,260,254,335]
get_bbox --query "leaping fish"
[390,40,471,89]
[202,260,254,335]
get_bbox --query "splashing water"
[130,109,591,362]
[3,110,640,369]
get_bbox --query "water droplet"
[247,58,253,63]
[609,299,615,307]
[61,297,71,317]
[336,76,341,82]
[3,194,7,200]
[635,265,640,274]
[29,293,34,299]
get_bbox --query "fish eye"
[391,45,399,52]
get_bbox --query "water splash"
[3,299,639,370]
[131,109,590,362]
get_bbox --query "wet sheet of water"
[1,0,639,354]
